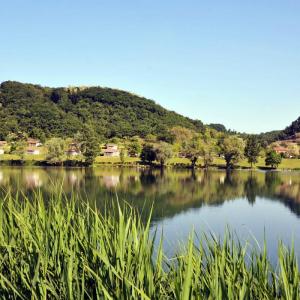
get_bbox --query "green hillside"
[0,81,207,141]
[283,116,300,137]
[258,117,300,144]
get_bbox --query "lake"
[0,166,300,262]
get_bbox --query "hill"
[283,116,300,138]
[257,116,300,144]
[0,81,207,141]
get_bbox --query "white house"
[65,148,81,156]
[103,144,120,157]
[0,149,4,155]
[27,138,42,147]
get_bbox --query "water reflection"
[0,167,300,220]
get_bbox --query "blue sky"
[1,0,299,133]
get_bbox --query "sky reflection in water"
[0,167,300,261]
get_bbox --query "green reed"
[0,191,299,299]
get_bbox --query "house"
[65,141,81,156]
[65,147,81,156]
[27,138,42,147]
[27,148,40,155]
[103,144,120,157]
[273,146,288,154]
[0,141,7,147]
[0,141,6,155]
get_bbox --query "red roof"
[273,147,287,152]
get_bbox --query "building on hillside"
[103,144,120,157]
[65,141,81,156]
[65,147,81,156]
[273,146,288,155]
[27,148,40,155]
[0,141,7,147]
[0,149,4,155]
[27,138,42,147]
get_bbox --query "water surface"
[1,166,300,261]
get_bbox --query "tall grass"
[0,192,299,299]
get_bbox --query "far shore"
[0,155,300,171]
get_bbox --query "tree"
[7,131,28,159]
[265,150,282,168]
[127,140,142,157]
[45,138,66,165]
[154,142,173,167]
[77,126,99,166]
[220,136,245,169]
[120,148,126,164]
[170,126,195,152]
[287,144,299,158]
[244,135,261,168]
[140,144,156,165]
[182,137,202,169]
[200,142,215,169]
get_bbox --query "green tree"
[183,137,202,169]
[127,140,142,157]
[78,126,99,166]
[45,138,66,165]
[154,142,173,167]
[7,131,28,159]
[140,144,156,165]
[200,142,215,169]
[220,136,245,169]
[265,150,282,168]
[120,148,126,164]
[244,135,261,168]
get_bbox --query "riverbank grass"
[0,192,299,299]
[1,153,300,169]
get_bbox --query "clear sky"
[1,0,299,133]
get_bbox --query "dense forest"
[0,81,298,143]
[283,116,300,137]
[0,81,208,141]
[258,117,300,144]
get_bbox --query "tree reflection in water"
[0,167,300,219]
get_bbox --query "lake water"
[0,166,300,262]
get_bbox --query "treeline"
[257,116,300,143]
[0,81,209,141]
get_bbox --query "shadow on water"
[0,167,300,219]
[1,166,300,261]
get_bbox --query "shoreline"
[0,159,299,172]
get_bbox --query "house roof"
[273,146,288,152]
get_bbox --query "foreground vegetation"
[0,192,299,299]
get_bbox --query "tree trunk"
[160,159,164,168]
[191,157,197,169]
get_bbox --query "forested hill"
[258,116,300,143]
[283,116,300,137]
[0,81,206,140]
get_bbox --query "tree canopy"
[0,81,206,140]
